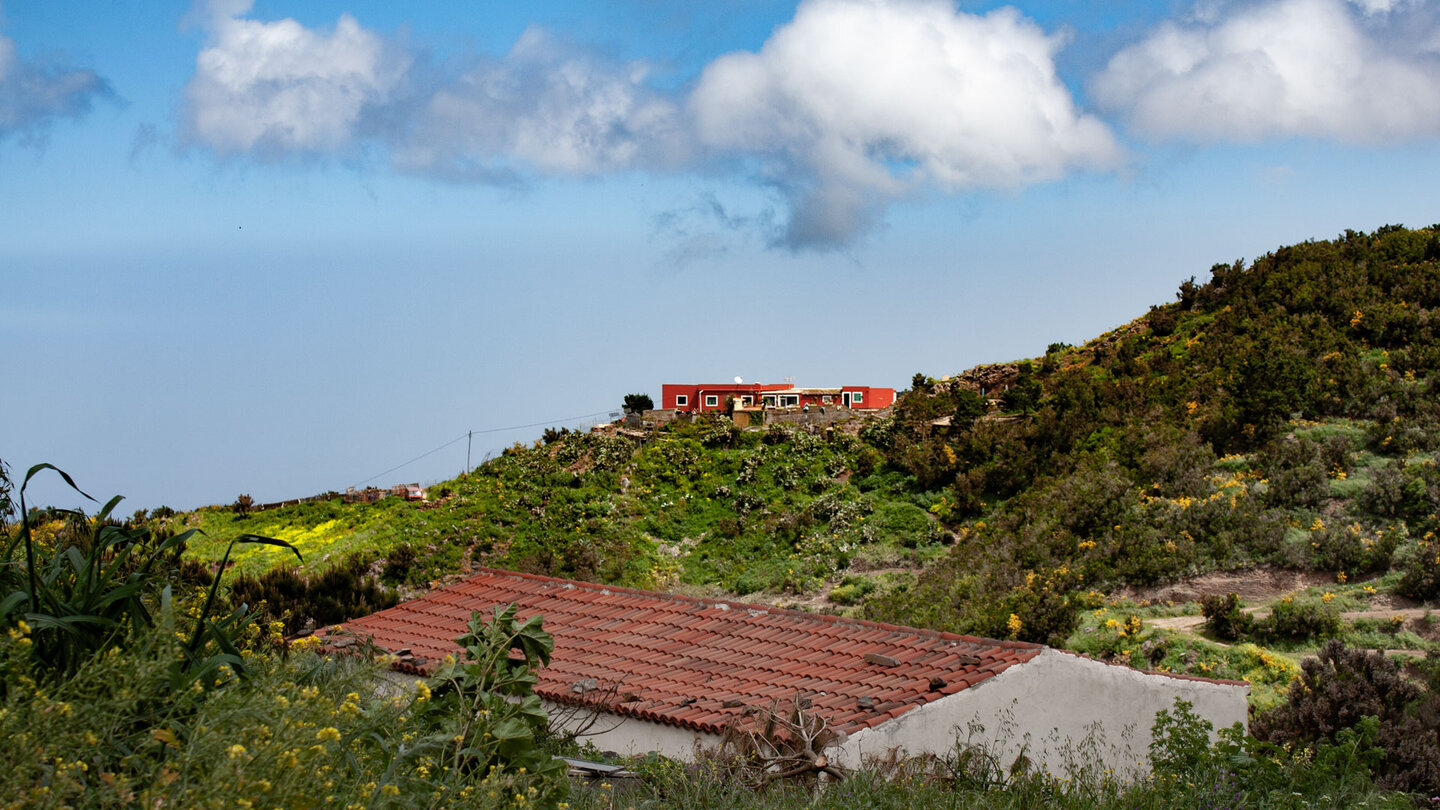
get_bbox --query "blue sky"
[5,0,1440,512]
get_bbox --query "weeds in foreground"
[572,700,1415,810]
[0,619,555,809]
[1,463,300,686]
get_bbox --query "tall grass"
[0,617,550,808]
[1,463,299,685]
[565,703,1414,810]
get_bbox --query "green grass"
[1291,418,1369,444]
[182,499,392,578]
[172,427,958,606]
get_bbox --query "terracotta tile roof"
[323,567,1042,735]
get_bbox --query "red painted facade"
[662,382,895,413]
[661,383,789,412]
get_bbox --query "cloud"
[1092,0,1440,143]
[391,28,686,181]
[689,0,1121,248]
[178,0,1119,249]
[1346,0,1411,13]
[650,192,778,267]
[181,2,680,175]
[181,1,407,156]
[0,29,113,146]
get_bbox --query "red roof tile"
[323,567,1042,735]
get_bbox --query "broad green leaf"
[489,717,532,741]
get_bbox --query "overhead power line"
[350,433,470,489]
[349,408,617,488]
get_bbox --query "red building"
[661,382,895,413]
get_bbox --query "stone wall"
[763,408,860,428]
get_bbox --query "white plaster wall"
[840,649,1248,779]
[374,678,722,760]
[544,701,723,760]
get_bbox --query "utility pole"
[466,430,472,474]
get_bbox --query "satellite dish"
[734,376,744,384]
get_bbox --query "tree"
[1000,362,1041,414]
[1230,347,1317,444]
[622,393,654,414]
[1176,275,1199,309]
[951,389,987,429]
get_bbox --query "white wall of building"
[545,701,724,760]
[392,650,1247,776]
[838,649,1249,780]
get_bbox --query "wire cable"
[349,408,617,488]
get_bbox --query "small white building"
[327,568,1247,777]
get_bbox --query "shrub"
[1396,526,1440,600]
[1253,640,1440,795]
[0,608,566,808]
[1148,699,1215,779]
[1147,305,1178,337]
[229,554,398,635]
[1199,593,1253,641]
[382,543,417,583]
[828,575,876,606]
[999,364,1041,414]
[763,425,792,445]
[1256,596,1342,642]
[1361,457,1440,520]
[1308,521,1397,575]
[1257,437,1328,509]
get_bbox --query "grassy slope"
[166,224,1440,694]
[181,422,948,599]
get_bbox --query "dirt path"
[1122,569,1339,604]
[1148,607,1432,632]
[1127,567,1436,646]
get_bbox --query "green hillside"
[132,223,1428,683]
[152,225,1440,686]
[7,223,1440,805]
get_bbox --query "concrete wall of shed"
[545,701,723,760]
[838,649,1248,779]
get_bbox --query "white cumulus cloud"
[181,1,406,156]
[690,0,1121,248]
[181,2,679,176]
[178,0,1124,249]
[1092,0,1440,143]
[0,28,113,146]
[392,28,686,181]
